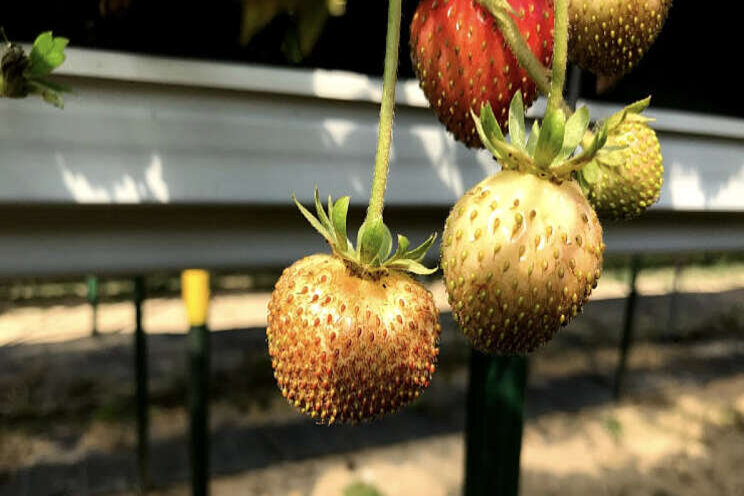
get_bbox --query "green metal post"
[465,351,527,496]
[188,323,209,496]
[134,276,149,494]
[614,255,641,400]
[86,275,99,337]
[182,270,211,496]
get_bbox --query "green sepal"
[595,146,629,168]
[508,91,526,150]
[386,258,438,275]
[293,191,335,245]
[605,96,652,133]
[553,105,590,164]
[472,104,544,173]
[27,79,69,108]
[388,234,411,262]
[293,188,438,275]
[472,103,507,161]
[622,96,651,116]
[581,160,601,184]
[357,217,393,266]
[331,195,352,251]
[314,188,333,233]
[534,107,566,167]
[552,121,608,173]
[403,232,437,263]
[576,169,591,196]
[526,120,540,155]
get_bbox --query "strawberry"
[568,0,673,77]
[441,171,603,354]
[578,113,664,221]
[267,191,441,423]
[410,0,554,147]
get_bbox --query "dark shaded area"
[2,1,740,117]
[578,0,743,118]
[1,287,743,494]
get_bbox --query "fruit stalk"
[479,0,551,96]
[367,0,403,223]
[548,0,568,112]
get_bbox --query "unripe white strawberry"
[441,171,604,354]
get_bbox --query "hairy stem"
[479,0,552,96]
[366,0,402,224]
[548,0,568,112]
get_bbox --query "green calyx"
[471,91,593,179]
[1,31,70,108]
[575,97,654,193]
[294,188,438,275]
[472,92,653,182]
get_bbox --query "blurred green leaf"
[27,31,68,78]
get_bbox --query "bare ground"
[0,269,743,496]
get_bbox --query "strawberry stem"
[366,0,402,224]
[478,0,551,96]
[548,0,568,112]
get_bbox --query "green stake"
[134,276,149,494]
[182,270,211,496]
[465,351,527,496]
[614,255,641,400]
[86,275,99,337]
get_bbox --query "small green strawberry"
[577,97,664,221]
[568,0,673,77]
[410,0,554,147]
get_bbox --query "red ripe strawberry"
[410,0,554,147]
[268,254,441,424]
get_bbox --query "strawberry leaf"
[26,32,68,78]
[508,91,526,150]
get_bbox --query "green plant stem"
[479,0,551,96]
[548,0,568,112]
[366,0,402,224]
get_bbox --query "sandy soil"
[2,262,744,346]
[0,264,743,496]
